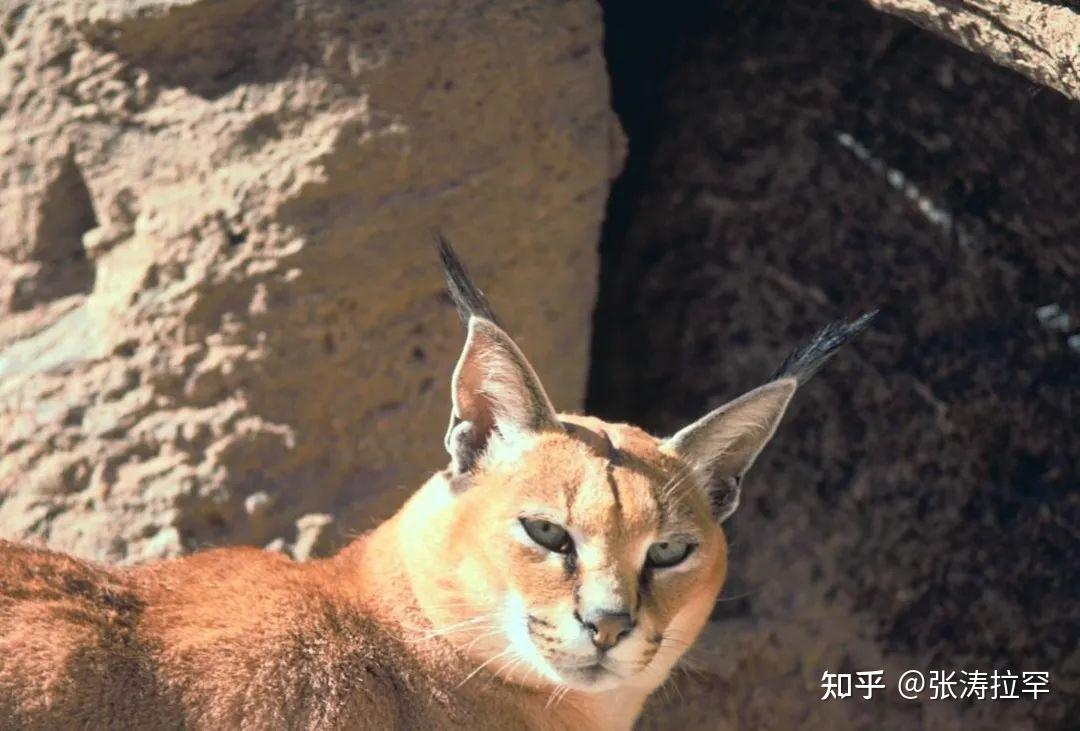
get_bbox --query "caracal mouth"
[554,660,628,692]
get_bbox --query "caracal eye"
[646,540,695,568]
[520,517,572,553]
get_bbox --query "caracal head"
[401,236,873,696]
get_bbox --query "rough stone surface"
[0,0,620,563]
[866,0,1080,102]
[595,0,1078,728]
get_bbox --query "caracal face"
[426,417,727,694]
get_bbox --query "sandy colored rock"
[0,0,622,563]
[292,512,335,561]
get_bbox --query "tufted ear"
[445,316,561,472]
[435,232,561,473]
[663,379,796,522]
[664,310,878,522]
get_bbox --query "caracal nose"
[579,609,635,651]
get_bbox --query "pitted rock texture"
[597,0,1078,729]
[0,0,621,563]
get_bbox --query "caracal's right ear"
[435,234,562,474]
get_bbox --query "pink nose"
[579,610,635,651]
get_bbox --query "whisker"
[658,465,703,515]
[544,684,566,710]
[660,637,691,649]
[659,464,694,501]
[673,652,708,681]
[463,627,504,653]
[419,614,494,639]
[423,623,497,640]
[491,654,532,687]
[658,671,676,704]
[671,675,685,703]
[556,685,572,708]
[455,648,512,689]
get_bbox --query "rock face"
[596,0,1077,729]
[0,0,620,563]
[866,0,1080,102]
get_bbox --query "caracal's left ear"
[435,233,562,474]
[663,311,877,522]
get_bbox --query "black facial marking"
[601,430,618,462]
[563,551,577,579]
[606,461,623,518]
[444,468,474,495]
[639,566,653,598]
[527,617,561,645]
[561,423,660,480]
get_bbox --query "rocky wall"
[0,0,621,563]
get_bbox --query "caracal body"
[1,429,698,729]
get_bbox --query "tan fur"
[0,413,731,730]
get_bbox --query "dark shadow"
[593,0,1079,728]
[13,154,96,311]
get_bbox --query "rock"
[263,537,289,556]
[243,490,272,519]
[866,0,1080,102]
[0,0,621,563]
[1035,304,1071,334]
[134,525,184,562]
[292,513,335,562]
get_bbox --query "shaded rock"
[595,0,1078,728]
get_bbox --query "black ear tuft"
[772,309,878,384]
[435,239,562,476]
[433,231,500,325]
